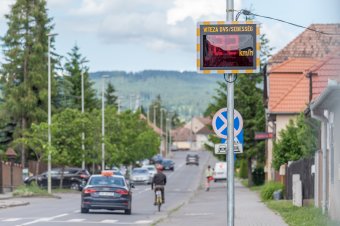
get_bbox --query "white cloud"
[261,23,296,53]
[0,0,14,18]
[167,0,242,25]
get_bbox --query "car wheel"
[70,182,80,191]
[125,208,131,215]
[81,207,89,213]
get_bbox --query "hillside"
[90,70,224,120]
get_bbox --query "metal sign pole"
[226,1,234,226]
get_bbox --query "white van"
[214,162,227,182]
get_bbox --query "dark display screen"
[203,34,254,68]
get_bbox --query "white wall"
[329,105,340,221]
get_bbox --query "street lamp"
[47,33,58,194]
[160,108,166,156]
[101,75,109,170]
[153,106,158,126]
[5,148,17,192]
[81,73,85,169]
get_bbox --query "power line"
[231,9,340,36]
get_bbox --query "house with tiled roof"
[172,116,212,151]
[265,24,340,181]
[265,23,340,220]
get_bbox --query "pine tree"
[1,0,55,166]
[64,45,98,111]
[104,82,118,107]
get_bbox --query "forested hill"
[90,70,224,120]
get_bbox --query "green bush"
[239,159,248,179]
[252,167,265,186]
[260,182,284,201]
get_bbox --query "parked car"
[24,167,90,190]
[129,168,151,185]
[214,162,227,182]
[142,165,157,181]
[150,154,163,164]
[186,154,199,166]
[161,159,175,171]
[80,171,134,214]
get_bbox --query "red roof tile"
[268,58,319,113]
[309,50,340,99]
[269,24,340,65]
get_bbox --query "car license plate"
[99,192,114,196]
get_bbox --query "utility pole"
[81,73,85,169]
[101,75,109,170]
[160,108,164,156]
[47,33,57,194]
[226,1,235,225]
[153,106,158,126]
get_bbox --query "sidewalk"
[158,180,288,226]
[0,192,29,209]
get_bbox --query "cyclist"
[205,165,214,191]
[151,164,167,205]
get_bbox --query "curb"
[0,201,30,209]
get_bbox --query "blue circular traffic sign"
[212,108,243,139]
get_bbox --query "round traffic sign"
[212,108,243,139]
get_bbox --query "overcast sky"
[0,0,339,72]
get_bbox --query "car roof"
[142,165,156,169]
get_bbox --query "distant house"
[172,116,212,151]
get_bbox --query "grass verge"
[13,184,51,197]
[265,200,340,226]
[13,183,77,197]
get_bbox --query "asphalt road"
[0,151,209,226]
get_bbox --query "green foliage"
[1,0,56,165]
[260,182,284,201]
[64,45,99,111]
[51,109,84,167]
[239,159,248,179]
[252,167,265,186]
[273,113,318,170]
[266,200,339,226]
[105,82,118,107]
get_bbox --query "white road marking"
[134,220,153,224]
[67,218,85,222]
[184,212,213,216]
[100,219,118,223]
[17,213,68,226]
[3,218,21,221]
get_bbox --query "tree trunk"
[21,117,27,167]
[247,157,254,187]
[60,166,65,189]
[35,159,40,184]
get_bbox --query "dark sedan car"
[186,154,199,166]
[161,159,175,171]
[81,171,134,214]
[24,167,90,190]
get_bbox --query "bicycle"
[155,187,163,212]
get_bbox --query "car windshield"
[133,169,148,174]
[89,176,125,186]
[146,167,155,171]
